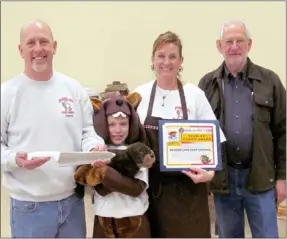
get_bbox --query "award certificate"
[158,120,222,172]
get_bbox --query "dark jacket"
[198,58,286,194]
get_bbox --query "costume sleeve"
[94,184,113,196]
[195,89,226,143]
[1,85,18,172]
[79,88,105,151]
[100,166,147,197]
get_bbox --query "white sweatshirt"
[1,72,105,202]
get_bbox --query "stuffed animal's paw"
[86,165,108,186]
[74,164,93,185]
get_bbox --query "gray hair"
[219,20,251,40]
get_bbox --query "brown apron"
[144,80,211,238]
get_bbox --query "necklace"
[157,86,176,107]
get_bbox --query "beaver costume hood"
[90,93,146,144]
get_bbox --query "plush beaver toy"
[74,141,155,186]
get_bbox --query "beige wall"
[1,1,286,93]
[1,0,286,213]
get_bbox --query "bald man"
[1,20,105,238]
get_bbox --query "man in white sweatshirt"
[1,20,105,238]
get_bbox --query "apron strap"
[177,80,188,120]
[147,80,188,119]
[147,81,157,117]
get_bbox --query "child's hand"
[91,144,107,151]
[91,159,110,167]
[90,144,111,167]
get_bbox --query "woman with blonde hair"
[133,31,226,237]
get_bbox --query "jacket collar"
[212,57,262,82]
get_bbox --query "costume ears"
[90,92,142,112]
[90,98,103,112]
[125,92,142,109]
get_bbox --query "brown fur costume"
[92,93,145,144]
[74,93,152,238]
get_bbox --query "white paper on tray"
[27,151,115,166]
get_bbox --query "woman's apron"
[143,80,211,238]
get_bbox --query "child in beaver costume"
[74,93,154,238]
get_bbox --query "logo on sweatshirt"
[59,97,75,117]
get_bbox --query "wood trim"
[277,204,286,220]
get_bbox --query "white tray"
[27,151,115,166]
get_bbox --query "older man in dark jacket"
[199,20,286,238]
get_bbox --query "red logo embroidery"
[59,97,74,117]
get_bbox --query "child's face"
[107,115,130,145]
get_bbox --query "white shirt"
[1,72,105,202]
[93,167,149,218]
[133,80,226,142]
